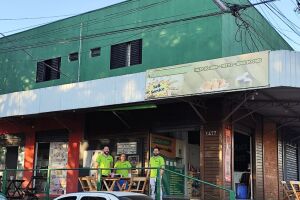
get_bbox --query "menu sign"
[145,51,269,99]
[49,142,68,195]
[117,142,137,155]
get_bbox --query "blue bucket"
[236,183,248,199]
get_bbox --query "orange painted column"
[66,123,83,193]
[23,129,35,184]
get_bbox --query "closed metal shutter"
[35,129,68,143]
[285,143,298,181]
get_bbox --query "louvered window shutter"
[110,43,129,69]
[130,39,142,66]
[50,57,61,80]
[36,61,46,82]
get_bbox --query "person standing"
[96,146,113,177]
[114,153,132,190]
[149,147,165,200]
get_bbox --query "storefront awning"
[0,50,299,118]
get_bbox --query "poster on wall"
[145,51,269,99]
[117,142,137,155]
[151,134,176,158]
[225,129,232,183]
[49,142,68,195]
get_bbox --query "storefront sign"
[117,142,137,155]
[151,134,176,158]
[225,129,232,183]
[49,142,68,195]
[145,51,269,99]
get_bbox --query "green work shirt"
[114,161,132,177]
[149,156,165,178]
[96,154,113,176]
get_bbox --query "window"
[58,196,77,200]
[110,39,142,69]
[36,57,61,82]
[69,52,79,61]
[81,197,107,200]
[90,47,101,57]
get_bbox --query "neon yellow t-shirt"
[96,154,113,176]
[149,156,165,178]
[114,161,132,177]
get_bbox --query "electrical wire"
[0,32,75,82]
[0,7,222,63]
[0,14,76,21]
[0,9,225,54]
[0,0,171,46]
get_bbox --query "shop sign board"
[145,51,269,99]
[49,142,68,195]
[117,142,137,155]
[151,134,176,158]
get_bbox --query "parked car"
[0,193,7,200]
[54,192,152,200]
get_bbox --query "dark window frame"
[36,57,61,83]
[110,39,142,69]
[69,52,79,62]
[90,47,101,57]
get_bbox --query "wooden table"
[102,177,120,191]
[6,179,25,199]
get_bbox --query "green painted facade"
[0,0,292,95]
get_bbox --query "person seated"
[114,153,132,190]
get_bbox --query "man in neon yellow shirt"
[114,153,132,190]
[96,146,113,177]
[149,147,165,200]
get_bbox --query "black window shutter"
[110,43,128,69]
[130,39,142,66]
[50,57,61,80]
[36,61,46,82]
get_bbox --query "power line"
[0,0,171,46]
[0,32,75,82]
[0,14,76,21]
[0,9,226,54]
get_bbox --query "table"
[102,177,132,191]
[102,177,120,191]
[6,179,25,199]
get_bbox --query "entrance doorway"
[151,130,200,198]
[234,132,252,199]
[5,146,18,170]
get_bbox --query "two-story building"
[0,0,299,199]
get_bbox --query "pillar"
[23,129,35,184]
[66,122,83,193]
[200,99,227,199]
[263,120,279,200]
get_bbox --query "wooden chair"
[281,181,295,200]
[78,176,97,192]
[128,170,149,193]
[290,181,300,200]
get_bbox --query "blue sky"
[0,0,299,50]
